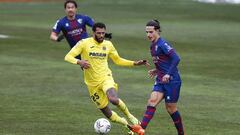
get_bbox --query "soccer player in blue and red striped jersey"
[50,0,94,48]
[129,20,185,135]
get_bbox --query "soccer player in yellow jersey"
[65,22,149,134]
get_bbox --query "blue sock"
[170,111,184,135]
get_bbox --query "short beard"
[95,37,104,43]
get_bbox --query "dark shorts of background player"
[75,55,81,60]
[152,81,181,103]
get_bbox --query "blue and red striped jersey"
[52,14,94,48]
[150,37,181,83]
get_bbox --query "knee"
[108,96,119,105]
[165,104,177,114]
[147,97,159,107]
[106,88,119,105]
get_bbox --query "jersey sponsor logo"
[89,52,107,57]
[77,19,82,24]
[67,28,83,36]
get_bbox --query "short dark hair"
[146,20,161,31]
[92,22,106,32]
[64,0,78,9]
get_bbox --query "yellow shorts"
[87,77,118,109]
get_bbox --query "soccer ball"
[94,118,111,134]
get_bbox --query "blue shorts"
[153,81,181,103]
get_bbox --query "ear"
[154,29,159,33]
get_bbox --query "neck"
[152,36,160,43]
[67,15,75,20]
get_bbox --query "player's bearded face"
[94,28,106,43]
[65,3,77,18]
[146,26,159,42]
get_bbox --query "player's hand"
[57,34,64,42]
[134,60,150,67]
[77,60,90,69]
[162,74,170,83]
[148,69,157,79]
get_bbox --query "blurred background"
[0,0,240,135]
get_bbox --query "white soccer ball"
[94,118,111,134]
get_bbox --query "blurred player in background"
[65,22,149,135]
[50,0,112,59]
[129,20,185,135]
[50,0,94,49]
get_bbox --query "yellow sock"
[109,111,128,126]
[117,99,140,125]
[117,99,131,117]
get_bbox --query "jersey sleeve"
[84,15,94,27]
[52,20,61,34]
[159,42,173,55]
[160,42,180,75]
[167,51,180,75]
[109,43,134,66]
[64,41,84,64]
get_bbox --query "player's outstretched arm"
[109,45,148,66]
[133,60,150,66]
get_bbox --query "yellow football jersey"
[65,37,134,86]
